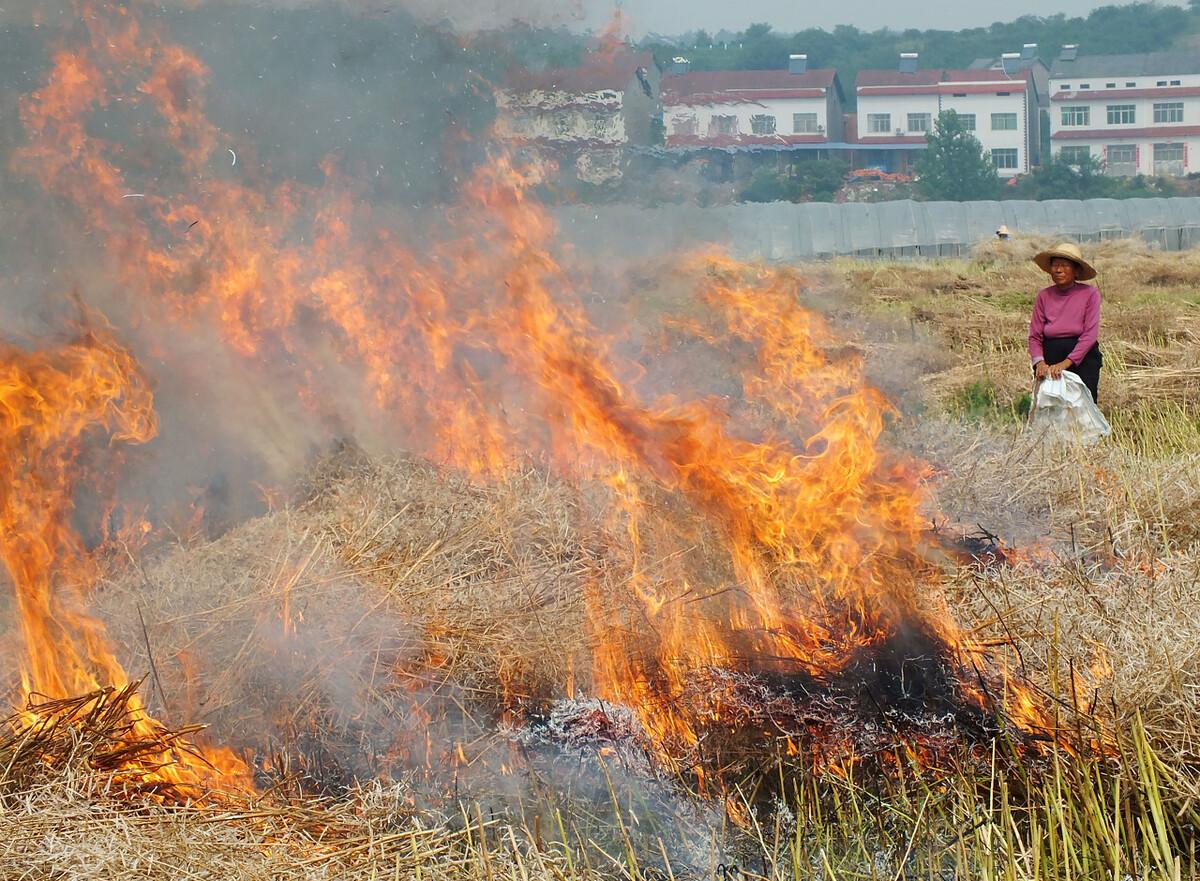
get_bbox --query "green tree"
[1016,153,1114,199]
[1005,154,1177,201]
[916,111,999,201]
[739,158,850,202]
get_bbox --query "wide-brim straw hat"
[1033,242,1097,280]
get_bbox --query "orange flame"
[7,0,1060,779]
[0,326,252,796]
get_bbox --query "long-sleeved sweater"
[1028,282,1101,365]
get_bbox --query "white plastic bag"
[1029,371,1110,445]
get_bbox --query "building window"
[992,148,1019,169]
[1106,145,1136,174]
[671,116,697,137]
[1106,82,1116,88]
[792,112,819,133]
[1079,83,1090,89]
[867,113,892,133]
[1154,143,1184,161]
[1154,102,1184,123]
[1060,84,1072,90]
[997,91,1011,96]
[957,113,977,130]
[1126,81,1136,87]
[711,115,737,135]
[1154,142,1185,175]
[1171,80,1181,86]
[1157,80,1168,87]
[1060,146,1090,165]
[1061,105,1090,126]
[1107,104,1136,125]
[750,114,777,135]
[907,112,931,132]
[991,112,1018,130]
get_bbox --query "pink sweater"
[1028,282,1101,365]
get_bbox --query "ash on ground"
[513,697,656,775]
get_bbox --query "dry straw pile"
[829,236,1200,758]
[5,236,1200,879]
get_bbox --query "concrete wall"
[554,197,1200,261]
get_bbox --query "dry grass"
[93,450,598,779]
[836,237,1200,761]
[7,236,1200,879]
[922,427,1200,756]
[827,235,1200,418]
[1,774,575,880]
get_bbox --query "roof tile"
[661,68,839,104]
[503,49,655,93]
[1050,51,1200,79]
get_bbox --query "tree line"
[641,2,1200,107]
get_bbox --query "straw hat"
[996,224,1010,237]
[1033,242,1096,281]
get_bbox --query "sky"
[0,0,1188,36]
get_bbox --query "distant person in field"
[1028,242,1102,402]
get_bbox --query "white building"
[661,56,845,149]
[854,55,1035,176]
[1048,49,1200,176]
[969,44,1050,165]
[496,49,661,183]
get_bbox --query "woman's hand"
[1048,358,1073,379]
[1034,360,1050,380]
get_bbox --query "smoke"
[0,3,1051,856]
[0,0,603,31]
[0,0,503,531]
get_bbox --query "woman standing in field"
[1028,242,1102,403]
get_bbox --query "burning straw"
[0,682,243,803]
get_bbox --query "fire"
[0,327,252,798]
[5,0,1062,787]
[0,328,156,702]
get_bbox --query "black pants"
[1042,336,1102,403]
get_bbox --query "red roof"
[504,49,655,93]
[857,67,1029,95]
[661,69,838,105]
[942,68,1031,82]
[851,134,929,145]
[937,82,1027,95]
[1052,124,1200,140]
[664,88,827,105]
[663,68,834,93]
[857,85,940,96]
[665,133,830,148]
[1051,86,1200,101]
[856,69,942,87]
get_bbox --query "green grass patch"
[947,379,1029,424]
